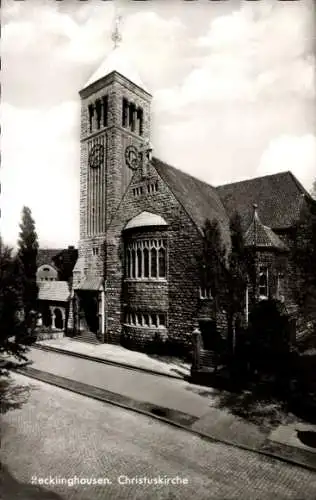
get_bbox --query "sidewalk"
[8,344,316,472]
[35,337,191,379]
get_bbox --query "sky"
[1,0,315,248]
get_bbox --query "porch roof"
[38,281,70,302]
[77,277,103,291]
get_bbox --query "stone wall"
[78,72,152,281]
[105,161,207,353]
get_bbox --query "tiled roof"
[38,281,70,302]
[124,211,168,230]
[78,277,103,291]
[153,158,231,251]
[244,211,288,250]
[216,171,310,230]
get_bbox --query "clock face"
[89,144,104,169]
[125,145,139,170]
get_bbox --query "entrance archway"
[249,299,292,373]
[54,308,64,330]
[78,292,99,334]
[42,306,52,327]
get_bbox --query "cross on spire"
[111,15,122,49]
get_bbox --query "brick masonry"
[105,161,205,351]
[78,72,151,275]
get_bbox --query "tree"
[311,178,316,200]
[17,206,39,321]
[228,212,248,313]
[0,238,28,364]
[292,197,316,320]
[200,218,227,313]
[227,212,248,353]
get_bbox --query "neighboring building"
[39,31,315,354]
[36,247,78,332]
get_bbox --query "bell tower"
[77,16,152,278]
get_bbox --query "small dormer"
[36,264,58,282]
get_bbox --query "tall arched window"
[95,99,102,129]
[88,104,94,133]
[137,249,142,278]
[259,266,268,298]
[102,95,108,127]
[126,250,131,278]
[131,249,136,278]
[129,103,136,132]
[137,108,143,136]
[158,247,166,278]
[151,248,157,278]
[143,248,149,277]
[125,239,167,280]
[122,98,128,127]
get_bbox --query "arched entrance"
[249,299,292,373]
[42,306,52,327]
[54,308,64,330]
[78,292,99,334]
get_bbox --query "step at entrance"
[72,331,101,345]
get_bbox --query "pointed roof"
[83,46,150,93]
[244,205,288,251]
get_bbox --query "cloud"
[1,101,80,247]
[1,0,315,248]
[154,0,315,111]
[257,135,316,190]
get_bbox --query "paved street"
[14,347,316,463]
[1,372,316,500]
[24,347,214,417]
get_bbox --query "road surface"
[1,372,316,500]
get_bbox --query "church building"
[38,26,315,355]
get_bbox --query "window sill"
[259,295,268,301]
[124,278,168,283]
[123,323,167,330]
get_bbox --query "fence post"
[191,327,202,374]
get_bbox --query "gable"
[107,159,200,238]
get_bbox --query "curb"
[11,365,316,474]
[33,343,189,381]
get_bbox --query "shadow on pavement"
[214,388,294,431]
[0,463,64,500]
[296,430,316,449]
[0,372,35,414]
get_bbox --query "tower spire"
[111,15,122,49]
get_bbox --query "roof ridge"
[152,158,203,235]
[287,171,313,199]
[216,171,292,189]
[152,156,217,191]
[152,157,231,252]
